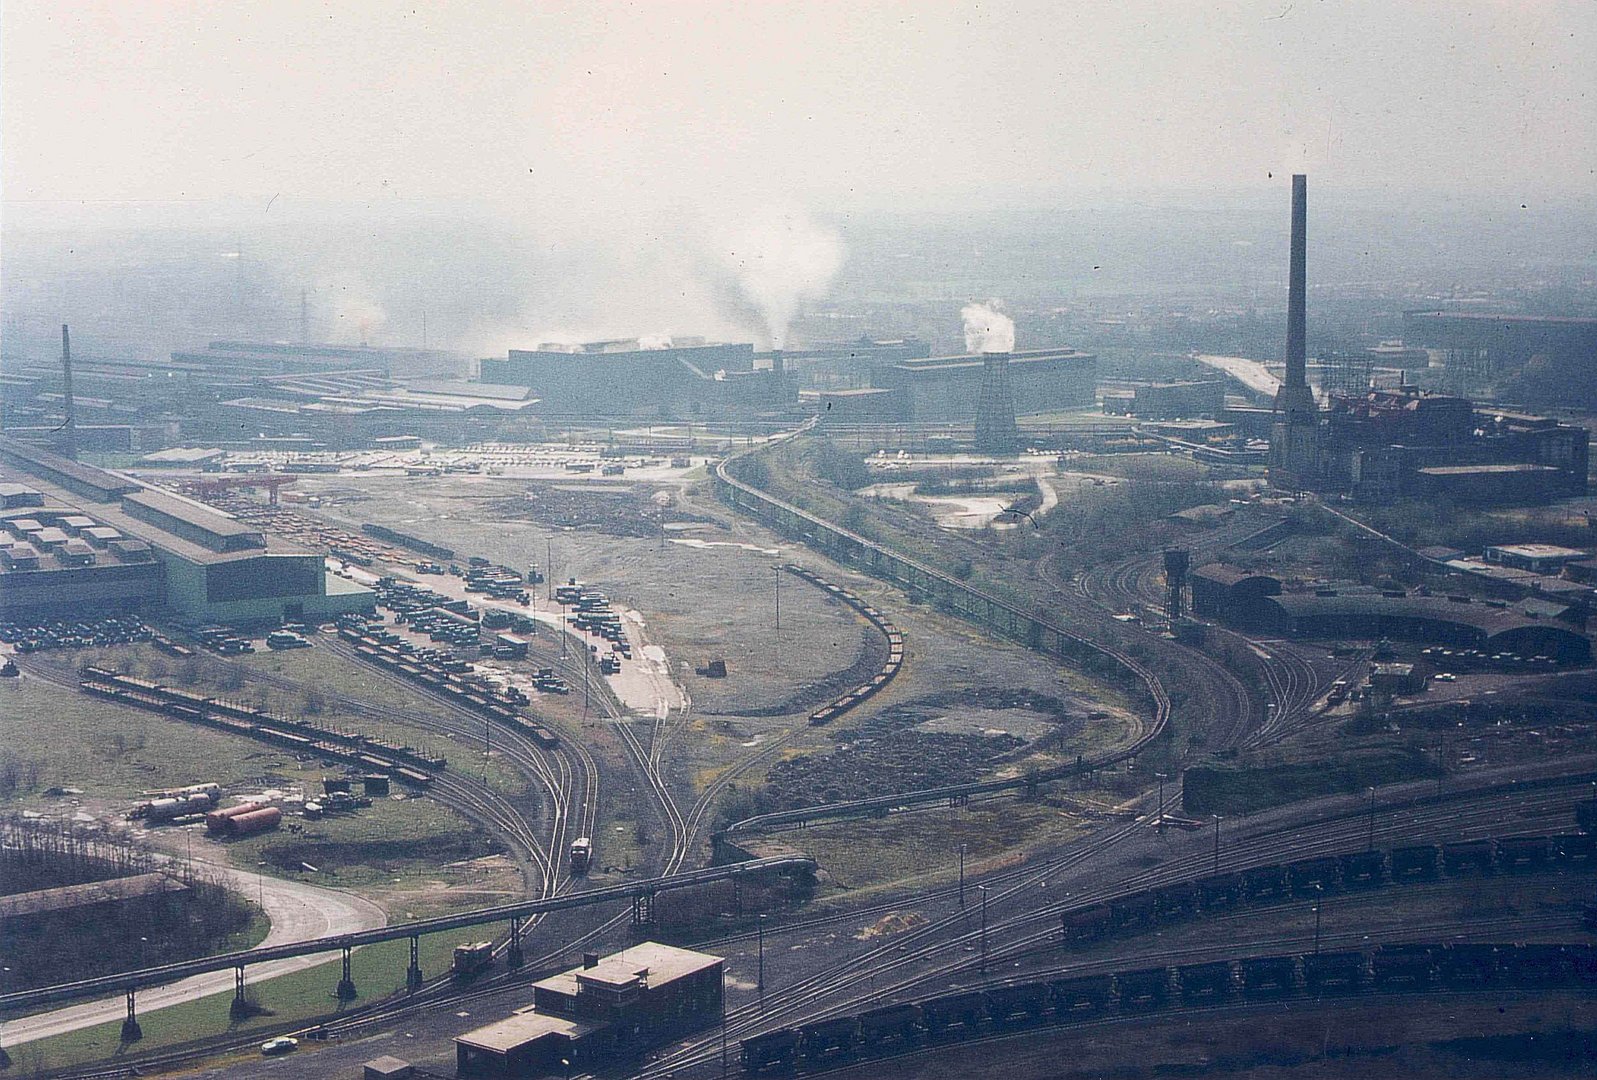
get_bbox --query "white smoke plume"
[637,333,674,351]
[962,300,1015,353]
[318,270,387,346]
[714,202,844,349]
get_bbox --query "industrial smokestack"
[300,289,309,344]
[771,349,784,377]
[1272,174,1315,419]
[59,324,78,461]
[1287,173,1307,388]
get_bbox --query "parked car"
[260,1036,298,1056]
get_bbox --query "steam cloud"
[637,333,674,351]
[715,203,845,349]
[319,271,387,346]
[962,301,1015,353]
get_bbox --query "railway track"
[637,772,1597,1077]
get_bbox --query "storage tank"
[226,807,283,836]
[142,797,181,821]
[205,802,264,834]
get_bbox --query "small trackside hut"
[455,942,723,1076]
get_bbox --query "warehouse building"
[869,348,1097,423]
[1483,544,1591,575]
[455,942,723,1077]
[1263,592,1591,663]
[1101,380,1226,420]
[1190,564,1283,629]
[480,338,789,417]
[0,438,372,624]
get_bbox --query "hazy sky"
[5,0,1594,215]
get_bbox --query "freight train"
[79,666,442,784]
[778,566,906,727]
[361,523,455,562]
[742,940,1597,1073]
[1058,831,1597,946]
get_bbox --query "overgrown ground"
[0,663,517,919]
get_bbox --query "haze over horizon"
[3,1,1594,355]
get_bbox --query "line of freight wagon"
[78,667,439,786]
[782,564,906,727]
[712,434,1171,766]
[360,522,455,563]
[1060,829,1597,946]
[741,939,1597,1073]
[338,630,560,749]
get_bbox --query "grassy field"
[0,662,523,914]
[74,642,532,798]
[3,927,476,1077]
[0,672,289,804]
[797,798,1094,904]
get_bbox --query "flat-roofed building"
[871,348,1097,423]
[0,439,372,623]
[0,483,45,509]
[457,942,723,1077]
[82,526,123,548]
[1413,462,1575,504]
[1484,544,1590,574]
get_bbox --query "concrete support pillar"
[406,935,423,994]
[507,917,524,969]
[336,944,357,1000]
[121,989,143,1042]
[230,965,250,1019]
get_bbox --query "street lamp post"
[758,914,767,1008]
[1155,772,1168,826]
[959,843,966,909]
[978,885,989,974]
[1213,815,1222,874]
[1313,885,1323,954]
[773,566,781,637]
[1366,786,1376,851]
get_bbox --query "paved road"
[1194,352,1283,399]
[1,864,386,1048]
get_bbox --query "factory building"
[868,348,1097,423]
[1189,564,1282,630]
[757,338,932,389]
[1401,311,1597,391]
[481,338,791,417]
[1263,592,1591,664]
[0,341,468,455]
[455,942,723,1077]
[1102,380,1226,420]
[0,437,372,624]
[170,341,468,379]
[1263,178,1589,503]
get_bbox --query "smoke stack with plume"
[718,203,844,349]
[962,301,1015,354]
